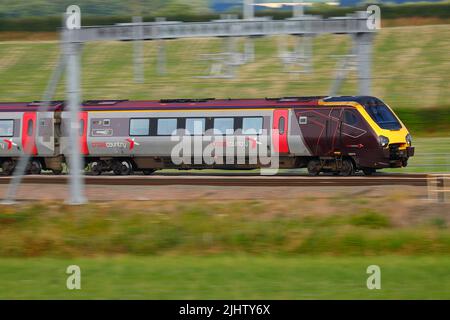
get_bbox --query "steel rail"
[0,174,429,187]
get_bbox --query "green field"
[0,255,449,299]
[0,23,449,300]
[0,196,449,257]
[0,25,449,112]
[0,178,449,299]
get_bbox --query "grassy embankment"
[0,256,449,299]
[0,24,449,299]
[0,194,449,299]
[0,25,449,135]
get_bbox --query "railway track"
[0,174,429,187]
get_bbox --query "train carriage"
[0,101,64,175]
[57,96,414,176]
[1,95,414,176]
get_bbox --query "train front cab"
[319,97,415,174]
[360,100,414,169]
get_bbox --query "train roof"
[0,101,64,112]
[0,96,382,112]
[79,97,326,111]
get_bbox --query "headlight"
[379,135,389,148]
[406,133,412,146]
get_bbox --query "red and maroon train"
[0,96,414,176]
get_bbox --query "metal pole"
[243,0,255,62]
[156,17,167,75]
[157,41,166,75]
[293,4,304,18]
[243,0,254,20]
[353,33,373,96]
[330,46,356,96]
[133,16,144,83]
[2,55,67,204]
[65,37,86,204]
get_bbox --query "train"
[0,95,414,176]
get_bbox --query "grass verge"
[0,197,449,257]
[0,255,448,299]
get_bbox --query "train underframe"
[1,147,413,176]
[81,152,411,176]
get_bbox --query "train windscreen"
[364,105,401,130]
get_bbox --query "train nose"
[382,143,415,167]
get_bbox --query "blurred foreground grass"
[0,196,449,257]
[0,192,449,299]
[0,255,449,299]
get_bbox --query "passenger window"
[0,120,14,137]
[27,119,33,136]
[242,117,263,135]
[344,110,359,126]
[130,118,150,136]
[278,117,285,135]
[213,118,234,135]
[185,118,205,135]
[157,118,177,136]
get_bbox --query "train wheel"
[52,169,63,175]
[29,160,42,175]
[1,160,15,176]
[340,159,354,176]
[142,169,155,175]
[114,160,133,176]
[362,168,375,176]
[307,160,321,176]
[90,162,102,176]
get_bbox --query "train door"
[79,111,89,155]
[22,112,37,155]
[272,109,289,153]
[339,108,367,154]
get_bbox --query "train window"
[130,118,150,136]
[278,117,285,135]
[344,110,359,126]
[0,120,14,137]
[365,105,401,130]
[185,118,205,135]
[27,119,33,136]
[157,118,177,136]
[79,119,85,136]
[242,117,263,135]
[103,119,111,126]
[213,118,234,135]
